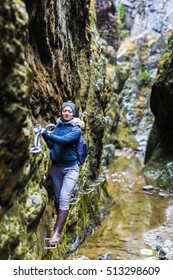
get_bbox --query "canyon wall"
[0,0,118,259]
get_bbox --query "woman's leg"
[59,165,79,210]
[49,165,79,244]
[51,164,63,212]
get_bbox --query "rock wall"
[0,0,117,259]
[111,0,173,154]
[116,0,173,36]
[143,35,173,193]
[113,1,173,193]
[95,0,119,50]
[2,0,173,260]
[0,0,31,208]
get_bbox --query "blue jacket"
[43,118,82,167]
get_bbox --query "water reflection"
[68,149,171,260]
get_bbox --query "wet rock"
[144,36,173,194]
[142,185,158,191]
[156,245,162,251]
[68,236,84,253]
[142,185,170,198]
[101,144,115,166]
[158,240,173,260]
[140,248,153,257]
[142,185,160,196]
[99,252,112,260]
[158,193,170,198]
[157,162,173,193]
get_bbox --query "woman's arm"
[43,127,81,145]
[42,133,54,149]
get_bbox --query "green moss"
[142,142,173,185]
[120,30,130,40]
[157,162,173,192]
[138,69,152,86]
[117,1,129,41]
[16,0,22,6]
[116,110,139,149]
[89,10,97,28]
[118,2,126,20]
[161,51,172,61]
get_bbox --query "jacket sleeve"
[42,133,54,149]
[43,127,81,145]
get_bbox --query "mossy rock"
[157,162,173,192]
[143,142,173,186]
[116,110,139,149]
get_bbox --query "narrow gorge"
[0,0,173,260]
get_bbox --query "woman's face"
[62,106,73,121]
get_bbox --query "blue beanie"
[61,102,76,115]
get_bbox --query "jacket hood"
[56,117,85,129]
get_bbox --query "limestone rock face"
[95,0,119,49]
[0,1,31,206]
[2,0,173,260]
[113,0,173,154]
[115,0,173,36]
[114,1,173,194]
[0,0,117,259]
[143,36,173,192]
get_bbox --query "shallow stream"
[68,149,173,260]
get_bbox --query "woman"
[43,102,81,245]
